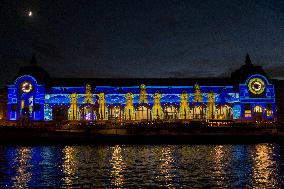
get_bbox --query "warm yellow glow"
[28,11,33,17]
[84,84,93,104]
[248,78,265,95]
[136,105,151,121]
[245,110,252,117]
[21,81,33,93]
[211,145,227,187]
[217,105,232,120]
[98,93,107,120]
[125,93,135,120]
[252,144,278,188]
[139,84,148,104]
[12,147,32,189]
[179,91,189,119]
[207,92,215,119]
[62,146,76,187]
[164,105,178,120]
[158,146,175,188]
[267,110,273,117]
[152,92,163,120]
[21,100,25,109]
[69,93,78,120]
[193,106,206,119]
[194,83,202,102]
[254,105,263,113]
[110,145,125,188]
[109,106,123,120]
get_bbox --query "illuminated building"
[5,54,276,123]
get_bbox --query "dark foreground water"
[0,144,284,188]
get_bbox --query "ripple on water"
[0,143,283,188]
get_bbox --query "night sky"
[1,0,284,86]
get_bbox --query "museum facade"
[5,55,276,123]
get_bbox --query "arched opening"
[20,92,34,118]
[253,105,263,122]
[192,105,206,120]
[135,105,151,121]
[80,105,97,121]
[108,105,124,121]
[216,105,233,120]
[164,104,178,120]
[254,105,263,113]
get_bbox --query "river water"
[0,143,283,188]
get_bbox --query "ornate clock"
[21,81,33,93]
[248,78,265,95]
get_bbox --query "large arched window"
[164,105,178,120]
[135,105,151,121]
[192,105,206,119]
[108,105,124,120]
[216,105,233,120]
[80,105,97,121]
[254,105,263,113]
[14,75,39,121]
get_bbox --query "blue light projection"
[7,74,276,122]
[233,105,241,119]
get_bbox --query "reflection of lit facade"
[251,144,279,188]
[12,147,32,188]
[6,55,276,123]
[110,145,125,187]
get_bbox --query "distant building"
[0,87,7,123]
[5,55,276,123]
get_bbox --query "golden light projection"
[135,105,151,120]
[248,78,265,95]
[194,83,202,102]
[12,147,32,189]
[207,92,215,119]
[109,105,124,120]
[125,92,135,120]
[216,105,232,120]
[139,84,148,104]
[84,84,93,104]
[254,105,263,113]
[69,93,78,120]
[164,105,178,120]
[110,145,125,188]
[98,93,107,120]
[179,91,189,119]
[152,92,163,120]
[81,84,95,120]
[20,81,33,93]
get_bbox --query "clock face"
[21,81,33,93]
[248,78,265,95]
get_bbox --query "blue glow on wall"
[233,105,241,119]
[7,74,276,122]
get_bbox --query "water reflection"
[211,145,227,188]
[62,146,77,188]
[12,147,32,189]
[0,144,282,188]
[158,146,176,188]
[251,144,280,188]
[110,145,125,188]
